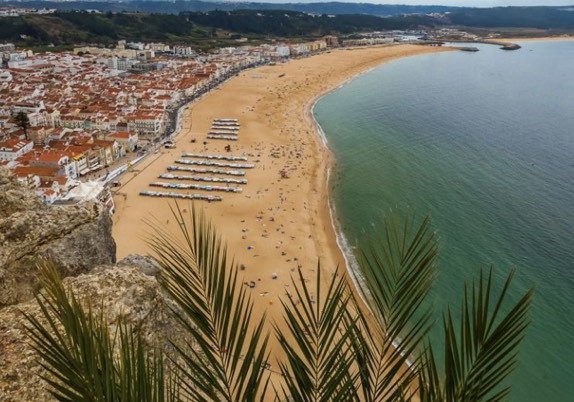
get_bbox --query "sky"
[255,0,572,6]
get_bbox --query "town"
[0,37,341,206]
[0,27,481,208]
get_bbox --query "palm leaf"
[351,212,438,401]
[275,264,359,402]
[118,324,179,402]
[24,262,171,402]
[420,268,534,402]
[147,202,270,402]
[418,343,443,402]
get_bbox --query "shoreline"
[107,37,571,398]
[111,43,454,368]
[500,35,574,42]
[306,79,370,306]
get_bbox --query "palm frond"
[275,264,359,402]
[118,324,179,402]
[352,212,438,401]
[419,268,533,402]
[147,202,270,402]
[24,262,171,402]
[444,268,533,402]
[418,344,443,402]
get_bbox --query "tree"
[25,205,533,401]
[14,111,30,140]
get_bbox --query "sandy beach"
[111,43,453,370]
[500,35,574,42]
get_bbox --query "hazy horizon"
[10,0,574,8]
[226,0,573,7]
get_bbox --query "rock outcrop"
[0,168,116,307]
[0,169,186,400]
[0,263,183,401]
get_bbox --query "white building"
[0,70,13,82]
[12,100,45,115]
[0,43,15,52]
[127,113,163,136]
[107,56,139,71]
[109,131,138,152]
[275,46,291,57]
[0,138,34,161]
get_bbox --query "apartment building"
[0,138,34,161]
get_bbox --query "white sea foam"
[309,59,425,369]
[327,171,414,369]
[310,101,329,147]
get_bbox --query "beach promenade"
[111,44,453,367]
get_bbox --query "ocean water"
[314,41,574,401]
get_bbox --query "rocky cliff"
[0,169,183,400]
[0,260,183,401]
[0,168,116,307]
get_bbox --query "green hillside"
[0,10,437,49]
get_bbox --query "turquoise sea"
[314,41,574,401]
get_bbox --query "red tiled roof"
[13,165,60,178]
[109,131,133,139]
[0,138,33,152]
